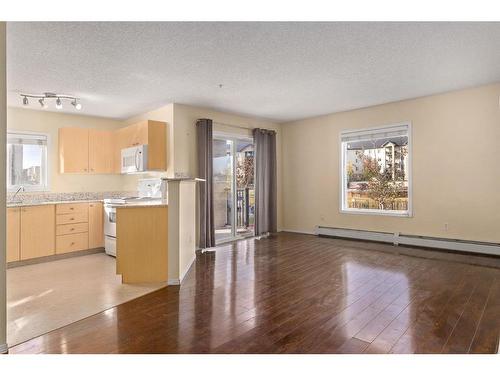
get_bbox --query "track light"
[71,99,82,110]
[20,92,82,111]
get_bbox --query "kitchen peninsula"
[112,178,200,285]
[116,203,168,283]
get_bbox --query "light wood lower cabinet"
[55,202,104,254]
[116,206,168,283]
[7,207,21,262]
[20,205,56,260]
[55,203,89,254]
[88,202,104,248]
[56,212,89,225]
[56,232,89,254]
[56,222,89,236]
[56,202,89,215]
[7,202,105,263]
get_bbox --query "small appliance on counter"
[103,178,167,257]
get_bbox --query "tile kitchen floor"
[7,253,167,347]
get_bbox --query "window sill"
[8,187,50,193]
[340,208,412,218]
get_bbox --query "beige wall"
[172,103,283,230]
[7,107,137,193]
[0,22,7,352]
[281,83,500,243]
[127,103,284,230]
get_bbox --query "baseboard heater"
[315,226,500,256]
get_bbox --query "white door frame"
[213,132,254,244]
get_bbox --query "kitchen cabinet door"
[146,120,167,170]
[7,207,21,262]
[130,121,149,147]
[89,129,114,173]
[20,205,56,260]
[59,128,89,173]
[88,202,104,248]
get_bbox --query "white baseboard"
[168,255,196,286]
[0,343,8,354]
[179,255,196,283]
[281,228,317,235]
[317,226,500,256]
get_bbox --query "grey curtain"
[253,128,277,235]
[196,119,215,248]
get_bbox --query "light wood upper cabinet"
[146,120,167,171]
[60,120,166,174]
[59,128,89,173]
[88,202,104,248]
[7,207,21,263]
[114,120,167,173]
[89,129,114,173]
[20,205,56,260]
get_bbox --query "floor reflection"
[9,233,500,354]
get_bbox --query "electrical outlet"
[444,223,449,232]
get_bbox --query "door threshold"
[212,234,256,247]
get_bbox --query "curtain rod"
[212,121,255,131]
[212,121,276,134]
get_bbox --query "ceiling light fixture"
[71,99,82,110]
[38,98,48,109]
[19,92,82,111]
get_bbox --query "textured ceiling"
[7,22,500,122]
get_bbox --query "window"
[7,131,49,191]
[340,123,411,216]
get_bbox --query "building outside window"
[340,123,412,216]
[7,131,49,192]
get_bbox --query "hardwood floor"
[9,233,500,354]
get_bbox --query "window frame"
[339,122,413,217]
[7,130,51,192]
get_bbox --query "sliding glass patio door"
[213,134,255,244]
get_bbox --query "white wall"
[0,22,7,353]
[281,83,500,243]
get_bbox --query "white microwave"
[121,145,148,174]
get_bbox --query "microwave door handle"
[135,149,140,171]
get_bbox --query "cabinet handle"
[71,242,75,246]
[70,207,74,210]
[70,228,75,231]
[70,218,75,221]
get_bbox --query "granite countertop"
[111,200,168,209]
[7,199,104,208]
[6,191,138,208]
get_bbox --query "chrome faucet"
[12,186,25,201]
